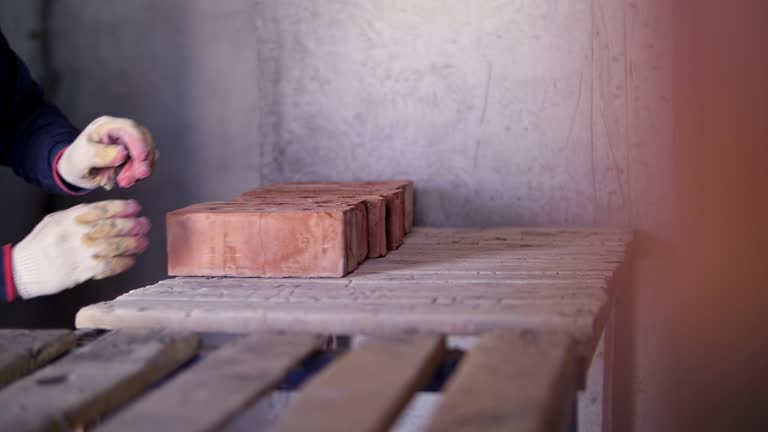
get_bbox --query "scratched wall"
[261,1,599,226]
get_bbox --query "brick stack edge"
[166,181,414,278]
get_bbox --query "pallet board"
[427,331,577,432]
[0,330,75,389]
[78,228,630,350]
[99,333,321,432]
[275,335,444,432]
[0,329,199,432]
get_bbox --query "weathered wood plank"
[357,260,618,273]
[275,335,445,432]
[109,279,610,304]
[75,298,599,339]
[100,333,320,432]
[124,273,610,288]
[120,279,606,293]
[426,330,578,432]
[117,286,607,305]
[115,277,609,301]
[0,330,75,389]
[407,227,632,238]
[347,272,609,283]
[0,330,199,432]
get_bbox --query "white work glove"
[57,116,158,190]
[12,200,150,299]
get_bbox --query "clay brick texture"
[167,201,367,278]
[166,181,414,278]
[236,192,388,258]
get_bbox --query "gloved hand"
[57,116,158,190]
[12,200,150,299]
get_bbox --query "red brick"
[235,192,388,258]
[167,201,367,277]
[341,181,414,233]
[267,181,414,233]
[260,183,406,250]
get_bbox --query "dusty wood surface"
[77,228,630,354]
[426,330,578,432]
[274,335,444,432]
[0,329,76,389]
[0,330,199,432]
[100,333,320,432]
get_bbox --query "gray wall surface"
[50,0,609,227]
[2,1,767,431]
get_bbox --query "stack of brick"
[166,181,414,278]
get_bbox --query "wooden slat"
[0,330,199,432]
[124,273,610,289]
[426,330,578,432]
[114,277,609,297]
[0,329,75,388]
[117,285,606,304]
[100,333,320,432]
[75,298,599,339]
[275,335,445,432]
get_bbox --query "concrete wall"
[1,0,766,430]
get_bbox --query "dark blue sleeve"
[0,30,83,195]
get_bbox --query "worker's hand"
[12,200,150,299]
[57,116,158,190]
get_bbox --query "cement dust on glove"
[12,200,150,299]
[57,116,158,190]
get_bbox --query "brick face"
[236,192,388,258]
[167,202,367,277]
[258,183,408,250]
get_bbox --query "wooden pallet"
[70,227,631,431]
[0,328,579,432]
